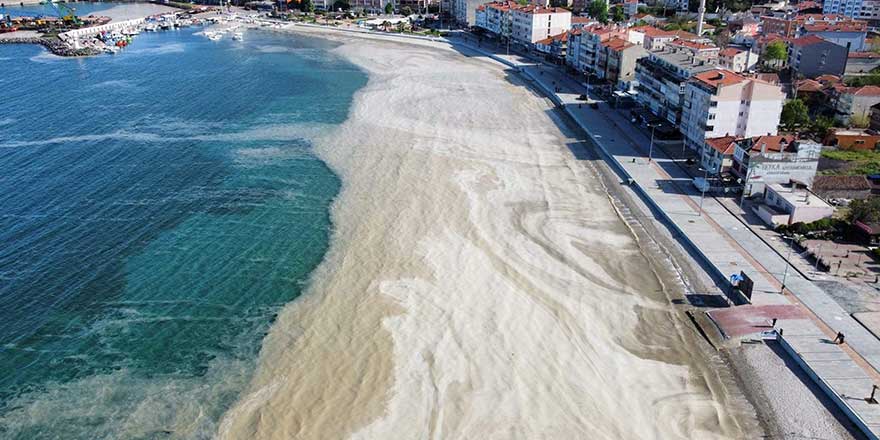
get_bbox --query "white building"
[510,5,571,45]
[718,46,759,73]
[680,69,785,152]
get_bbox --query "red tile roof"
[706,136,739,155]
[790,34,827,47]
[849,51,880,59]
[851,86,880,96]
[747,135,797,153]
[719,47,744,57]
[693,69,748,88]
[796,79,823,92]
[669,38,717,50]
[803,21,867,32]
[816,74,842,83]
[571,16,592,23]
[602,37,633,51]
[513,5,569,14]
[630,25,673,37]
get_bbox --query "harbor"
[0,2,237,56]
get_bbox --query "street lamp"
[647,123,657,163]
[698,166,712,216]
[781,235,797,293]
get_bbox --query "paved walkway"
[443,36,880,438]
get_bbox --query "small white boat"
[206,32,223,41]
[232,32,243,41]
[144,23,158,32]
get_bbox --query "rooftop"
[706,135,739,155]
[741,134,798,153]
[849,52,880,59]
[796,78,824,92]
[649,49,718,73]
[790,34,828,47]
[512,5,570,14]
[692,69,748,88]
[603,37,634,51]
[669,38,717,50]
[719,47,745,57]
[803,21,867,32]
[812,175,871,191]
[630,25,673,37]
[767,183,832,209]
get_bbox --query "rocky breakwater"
[0,36,101,56]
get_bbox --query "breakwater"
[0,37,99,56]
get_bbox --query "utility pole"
[648,123,656,163]
[781,236,794,293]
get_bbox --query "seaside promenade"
[441,36,880,437]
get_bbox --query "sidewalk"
[447,38,880,438]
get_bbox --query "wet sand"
[219,32,762,439]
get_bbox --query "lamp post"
[781,235,796,293]
[647,123,657,163]
[698,166,711,216]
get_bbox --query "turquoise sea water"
[0,24,366,438]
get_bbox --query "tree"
[780,99,809,130]
[301,0,315,13]
[588,0,608,23]
[611,5,625,23]
[384,1,393,14]
[763,40,787,67]
[400,5,412,15]
[851,114,871,128]
[810,115,834,139]
[333,0,350,10]
[849,198,880,223]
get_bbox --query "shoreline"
[218,26,767,439]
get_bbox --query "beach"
[218,31,763,439]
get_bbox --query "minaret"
[696,0,706,36]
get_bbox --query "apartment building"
[567,25,627,76]
[801,19,867,50]
[666,39,720,60]
[455,0,484,26]
[510,5,571,45]
[596,37,649,90]
[788,35,848,78]
[634,49,718,125]
[718,47,758,72]
[679,69,785,152]
[475,1,516,37]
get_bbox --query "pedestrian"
[771,318,777,327]
[834,331,845,344]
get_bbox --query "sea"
[0,11,367,439]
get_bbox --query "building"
[800,19,867,51]
[846,51,880,74]
[730,14,761,36]
[824,128,880,149]
[732,136,822,195]
[756,182,834,226]
[823,0,880,20]
[872,102,880,130]
[455,0,484,26]
[597,37,649,90]
[666,39,720,60]
[535,32,569,63]
[629,25,677,50]
[811,175,872,199]
[660,0,688,12]
[718,46,759,72]
[569,25,627,76]
[829,85,880,123]
[475,1,516,37]
[680,69,785,152]
[787,35,849,78]
[634,49,718,125]
[701,135,739,174]
[510,5,571,46]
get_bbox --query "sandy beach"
[218,31,763,439]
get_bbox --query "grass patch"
[820,149,880,175]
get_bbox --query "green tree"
[333,0,349,10]
[780,99,809,130]
[588,0,608,23]
[611,5,625,22]
[811,115,834,139]
[400,5,412,15]
[849,198,880,223]
[851,114,871,128]
[301,0,314,13]
[763,40,787,66]
[384,1,393,14]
